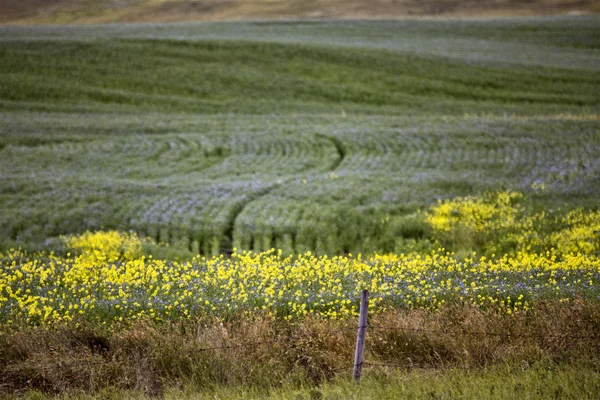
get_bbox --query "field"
[1,15,600,399]
[1,17,600,256]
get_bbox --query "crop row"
[1,115,599,255]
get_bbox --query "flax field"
[1,18,600,257]
[1,16,600,398]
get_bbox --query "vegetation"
[1,302,599,397]
[1,16,599,399]
[3,196,600,325]
[2,195,600,396]
[7,363,600,400]
[1,18,599,256]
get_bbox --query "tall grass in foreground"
[1,303,599,396]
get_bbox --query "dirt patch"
[1,0,599,24]
[151,0,237,14]
[122,0,239,23]
[0,0,148,23]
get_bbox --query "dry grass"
[1,0,599,25]
[1,301,599,396]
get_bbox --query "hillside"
[1,0,599,25]
[1,17,599,254]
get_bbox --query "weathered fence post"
[353,289,369,381]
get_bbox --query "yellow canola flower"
[426,191,522,233]
[425,191,600,258]
[2,227,600,327]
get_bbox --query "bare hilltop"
[1,0,599,25]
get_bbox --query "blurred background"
[1,0,599,25]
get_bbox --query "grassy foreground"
[9,363,600,399]
[1,303,599,397]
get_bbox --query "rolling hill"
[1,0,599,25]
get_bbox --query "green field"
[1,17,600,256]
[2,16,600,399]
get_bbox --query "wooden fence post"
[353,289,369,381]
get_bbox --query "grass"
[1,303,599,397]
[8,363,600,399]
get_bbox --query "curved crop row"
[1,116,598,255]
